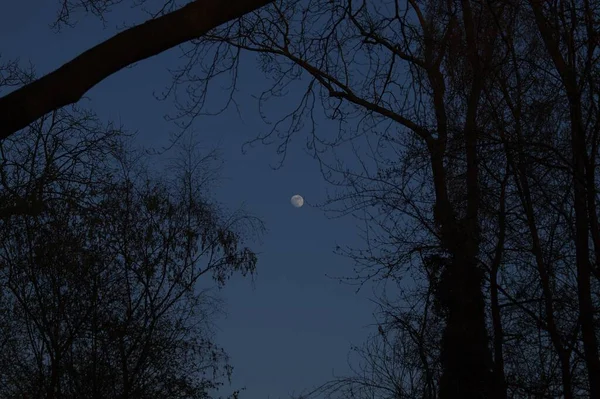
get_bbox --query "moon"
[290,194,304,208]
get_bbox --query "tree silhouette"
[0,85,263,397]
[174,0,600,397]
[3,1,600,397]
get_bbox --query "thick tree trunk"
[435,2,500,396]
[0,0,273,141]
[569,96,600,397]
[429,138,496,399]
[437,251,495,399]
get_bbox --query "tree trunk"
[438,251,495,399]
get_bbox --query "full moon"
[290,194,304,208]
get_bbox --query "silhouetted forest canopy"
[1,0,600,398]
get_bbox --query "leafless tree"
[163,0,600,398]
[176,0,506,396]
[296,289,443,399]
[0,65,264,397]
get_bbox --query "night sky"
[1,2,378,398]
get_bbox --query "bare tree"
[6,1,599,398]
[284,259,441,399]
[174,0,507,397]
[0,88,264,398]
[524,2,600,396]
[159,0,600,398]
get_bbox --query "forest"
[0,0,599,398]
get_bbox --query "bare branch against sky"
[0,0,273,141]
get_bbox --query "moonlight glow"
[290,195,304,208]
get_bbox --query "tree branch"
[0,0,273,141]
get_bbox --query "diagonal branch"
[0,0,273,141]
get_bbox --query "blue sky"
[1,2,379,398]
